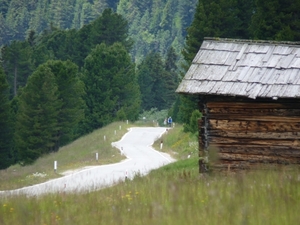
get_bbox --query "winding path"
[0,127,175,196]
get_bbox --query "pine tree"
[0,13,9,46]
[0,66,12,169]
[250,0,300,41]
[81,42,140,134]
[15,65,61,165]
[1,40,34,99]
[137,55,154,110]
[137,51,170,110]
[28,0,49,34]
[44,60,85,148]
[5,0,29,41]
[80,2,94,27]
[90,8,133,51]
[164,47,179,108]
[110,43,141,122]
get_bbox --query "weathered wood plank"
[208,108,300,117]
[209,130,300,139]
[207,101,300,109]
[217,145,300,156]
[198,96,300,170]
[218,152,300,164]
[209,137,300,147]
[208,115,300,122]
[209,119,300,132]
[212,162,296,170]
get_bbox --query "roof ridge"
[204,37,300,46]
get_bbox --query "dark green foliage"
[0,66,12,169]
[73,8,133,67]
[236,0,254,38]
[89,8,133,52]
[184,109,202,133]
[0,13,9,45]
[8,96,19,164]
[5,0,29,41]
[117,0,198,62]
[0,0,11,17]
[137,49,178,111]
[183,0,253,66]
[35,9,133,68]
[81,42,140,134]
[1,40,35,99]
[15,60,84,165]
[43,60,85,148]
[177,95,199,124]
[137,52,169,111]
[15,65,61,165]
[250,0,300,41]
[1,0,198,69]
[164,47,179,106]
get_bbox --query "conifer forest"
[1,0,299,168]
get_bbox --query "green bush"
[184,109,202,133]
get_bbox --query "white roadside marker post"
[119,125,121,130]
[54,161,57,173]
[96,152,98,162]
[104,135,106,141]
[114,130,116,135]
[160,140,163,150]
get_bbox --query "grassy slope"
[0,123,300,224]
[0,122,131,190]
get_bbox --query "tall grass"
[153,125,198,159]
[0,123,299,224]
[0,122,131,190]
[1,158,299,224]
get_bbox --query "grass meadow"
[0,122,300,224]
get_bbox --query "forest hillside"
[1,0,300,169]
[0,0,198,62]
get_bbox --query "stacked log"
[199,97,300,170]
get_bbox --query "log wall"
[199,96,300,170]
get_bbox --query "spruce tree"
[137,51,170,110]
[250,0,300,41]
[164,47,178,108]
[81,42,140,134]
[15,65,61,165]
[0,13,9,46]
[0,66,12,169]
[137,55,154,110]
[1,40,34,99]
[43,60,85,148]
[90,8,133,51]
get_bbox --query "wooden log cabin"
[176,37,300,171]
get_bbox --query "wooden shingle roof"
[176,37,300,99]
